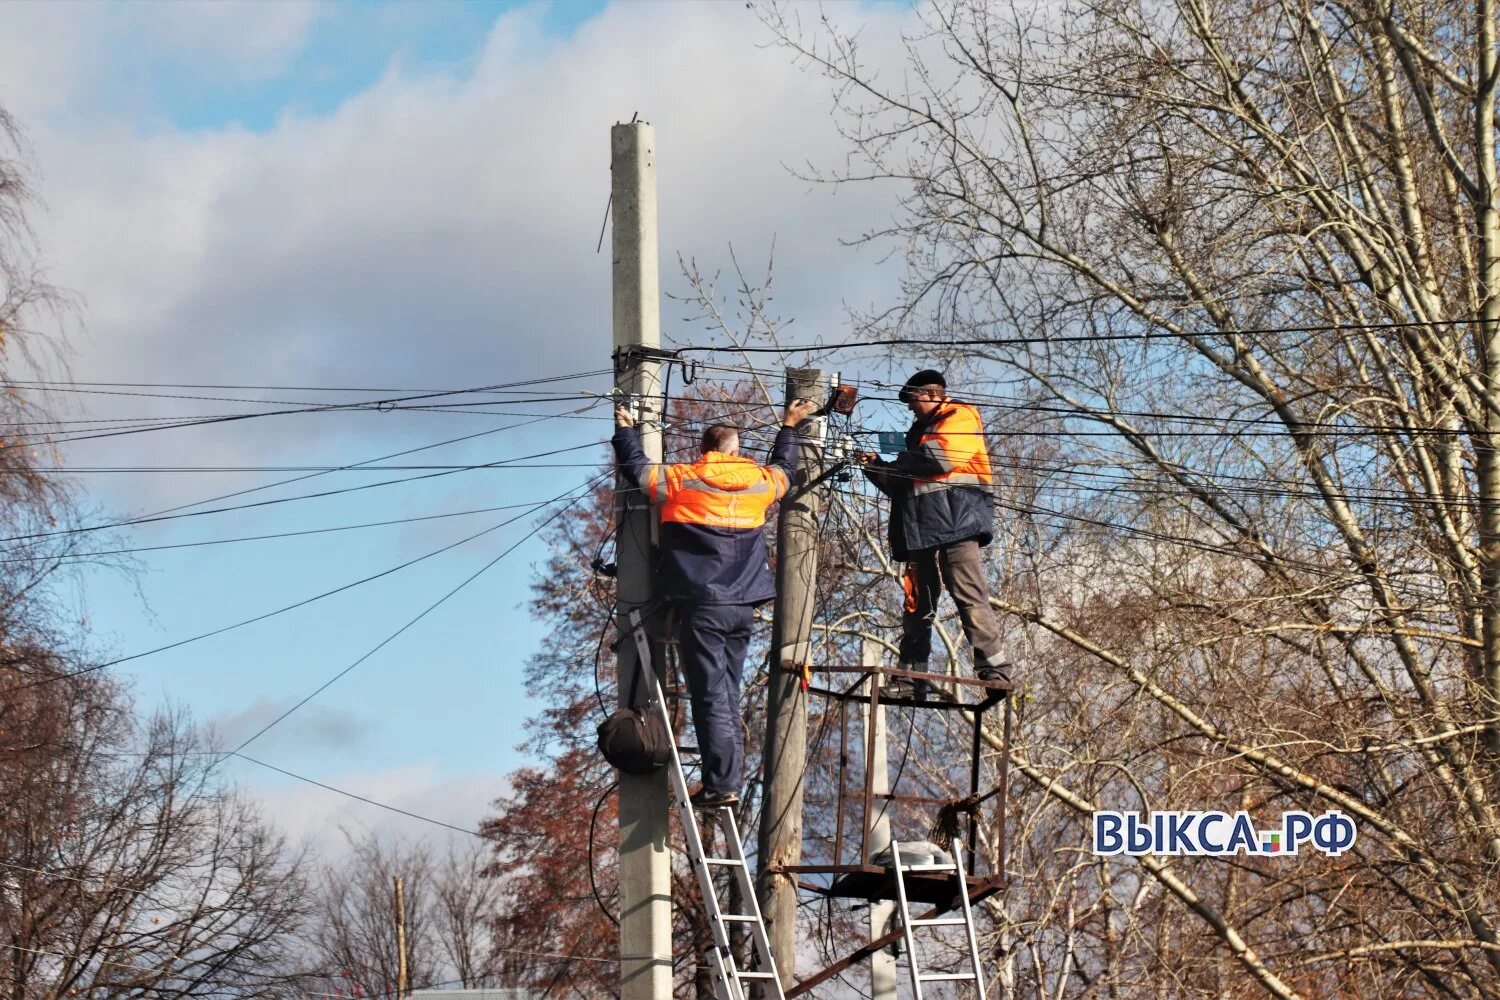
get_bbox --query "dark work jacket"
[864,401,995,559]
[613,425,799,606]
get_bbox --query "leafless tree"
[431,842,509,989]
[0,100,311,1000]
[306,832,437,999]
[307,832,544,996]
[760,0,1500,995]
[0,675,311,1000]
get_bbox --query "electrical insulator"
[828,434,855,482]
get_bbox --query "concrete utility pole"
[758,367,827,992]
[393,875,409,999]
[610,119,672,1000]
[861,637,897,1000]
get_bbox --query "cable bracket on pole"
[787,460,851,502]
[612,344,680,374]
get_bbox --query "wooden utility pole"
[610,119,672,999]
[861,637,897,1000]
[757,367,827,991]
[393,874,409,999]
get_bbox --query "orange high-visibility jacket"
[865,400,995,557]
[613,425,798,605]
[907,401,993,493]
[646,454,789,528]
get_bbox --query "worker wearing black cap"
[860,369,1012,699]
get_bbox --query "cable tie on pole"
[779,660,813,690]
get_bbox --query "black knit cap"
[898,368,947,402]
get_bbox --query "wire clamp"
[612,345,680,374]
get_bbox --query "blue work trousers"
[677,603,754,795]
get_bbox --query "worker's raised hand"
[614,404,635,429]
[856,451,881,465]
[782,398,819,426]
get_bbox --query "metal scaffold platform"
[766,665,1012,997]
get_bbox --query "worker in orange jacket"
[614,398,818,808]
[861,369,1012,700]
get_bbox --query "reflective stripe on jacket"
[863,400,995,558]
[613,425,798,605]
[909,402,993,494]
[647,459,788,528]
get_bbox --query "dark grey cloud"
[210,696,371,753]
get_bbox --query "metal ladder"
[627,611,785,1000]
[890,839,987,999]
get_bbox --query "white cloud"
[0,0,924,841]
[0,2,318,119]
[13,1,914,514]
[140,2,321,82]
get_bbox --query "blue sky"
[0,0,913,853]
[154,2,608,132]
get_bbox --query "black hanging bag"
[597,656,671,776]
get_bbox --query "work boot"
[688,786,740,810]
[977,660,1015,692]
[881,664,929,701]
[880,678,955,703]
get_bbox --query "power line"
[0,859,181,910]
[863,383,1495,439]
[0,496,579,565]
[0,370,612,394]
[617,358,1500,442]
[689,373,1499,439]
[8,396,589,449]
[0,399,623,445]
[95,448,1477,516]
[670,315,1500,354]
[12,751,498,848]
[130,411,586,525]
[3,484,601,695]
[0,406,616,443]
[0,438,605,544]
[518,361,1500,442]
[1,395,466,450]
[7,943,612,1000]
[940,453,1497,512]
[629,377,1498,507]
[826,475,1433,591]
[228,753,493,841]
[0,371,614,450]
[222,473,608,758]
[35,463,618,472]
[0,370,611,408]
[5,943,310,994]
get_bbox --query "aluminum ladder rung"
[626,610,785,1000]
[891,838,987,1000]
